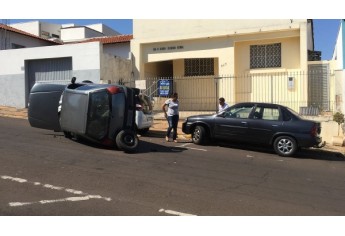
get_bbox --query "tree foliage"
[333,112,344,136]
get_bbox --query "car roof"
[235,102,287,108]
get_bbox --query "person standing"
[162,92,179,142]
[218,97,229,113]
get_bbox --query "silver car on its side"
[28,78,140,152]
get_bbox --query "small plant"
[333,111,345,136]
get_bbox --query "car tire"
[116,130,139,153]
[273,136,297,157]
[192,125,207,145]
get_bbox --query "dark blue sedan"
[182,102,324,157]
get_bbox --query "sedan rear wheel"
[273,136,297,157]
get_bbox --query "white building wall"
[103,43,130,59]
[10,21,40,36]
[84,28,104,38]
[333,69,345,112]
[132,19,308,79]
[40,22,62,38]
[0,42,102,108]
[330,22,345,113]
[134,19,306,41]
[86,24,120,36]
[10,21,62,39]
[61,27,104,42]
[3,31,55,48]
[61,28,86,42]
[307,20,314,51]
[332,22,343,68]
[101,53,132,86]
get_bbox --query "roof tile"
[77,35,133,44]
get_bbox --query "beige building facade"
[131,19,314,112]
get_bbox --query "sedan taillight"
[310,124,319,136]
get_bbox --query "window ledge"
[248,68,287,74]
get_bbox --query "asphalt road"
[1,116,345,216]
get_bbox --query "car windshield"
[86,90,110,140]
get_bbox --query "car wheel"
[192,125,207,145]
[273,136,297,157]
[116,130,139,153]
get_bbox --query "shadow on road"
[45,132,188,154]
[136,140,188,154]
[212,141,345,161]
[294,148,345,161]
[44,132,344,160]
[142,130,166,138]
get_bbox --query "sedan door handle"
[272,124,279,127]
[241,122,247,125]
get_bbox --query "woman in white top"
[162,92,179,142]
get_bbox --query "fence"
[141,70,339,115]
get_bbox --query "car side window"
[224,105,254,119]
[282,108,292,121]
[262,107,280,121]
[253,107,263,119]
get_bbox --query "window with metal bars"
[184,58,214,76]
[250,43,281,69]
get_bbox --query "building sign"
[153,45,184,52]
[135,80,146,90]
[158,79,172,96]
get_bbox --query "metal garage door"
[26,57,72,107]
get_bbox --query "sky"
[313,19,341,60]
[5,19,342,61]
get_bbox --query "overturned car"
[28,78,140,152]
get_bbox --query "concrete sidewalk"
[0,105,343,154]
[0,106,28,119]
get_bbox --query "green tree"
[333,112,345,136]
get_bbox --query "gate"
[142,71,336,114]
